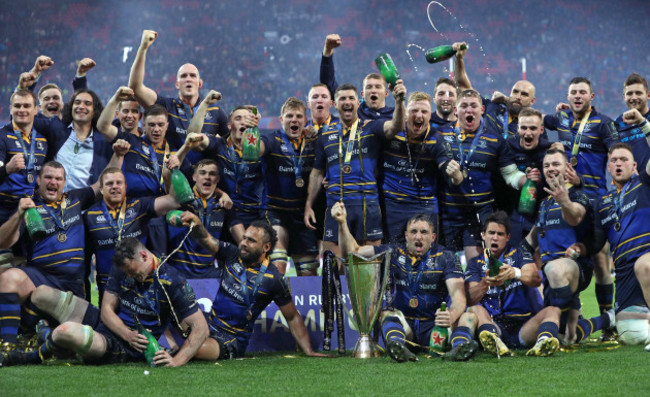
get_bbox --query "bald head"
[175,63,203,100]
[508,80,536,115]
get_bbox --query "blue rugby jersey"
[313,119,385,207]
[536,186,593,264]
[597,172,650,274]
[544,108,618,198]
[206,242,292,350]
[156,95,228,164]
[205,136,266,214]
[382,129,452,205]
[84,197,157,291]
[376,243,463,319]
[105,263,199,338]
[614,111,650,172]
[430,113,453,130]
[465,246,542,320]
[261,129,317,211]
[502,135,550,215]
[483,97,519,139]
[167,190,225,278]
[307,114,340,132]
[21,187,96,290]
[115,131,186,198]
[0,123,48,209]
[437,121,517,218]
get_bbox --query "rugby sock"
[295,259,319,274]
[477,323,499,335]
[24,332,64,363]
[535,322,559,342]
[548,286,573,308]
[21,299,42,333]
[0,292,20,343]
[381,316,406,344]
[450,326,473,348]
[595,283,614,312]
[575,312,611,343]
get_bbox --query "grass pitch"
[1,284,647,397]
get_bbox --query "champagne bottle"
[165,210,185,227]
[171,169,194,205]
[135,316,162,367]
[518,178,537,215]
[374,53,401,88]
[487,250,510,287]
[242,106,261,162]
[425,44,467,64]
[429,302,449,353]
[24,207,47,240]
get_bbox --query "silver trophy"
[344,249,391,358]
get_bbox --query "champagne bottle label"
[166,210,185,227]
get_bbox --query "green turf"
[3,282,647,396]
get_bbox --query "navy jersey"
[438,121,516,217]
[502,135,550,215]
[544,108,618,198]
[105,263,199,338]
[21,187,96,287]
[466,246,542,320]
[84,197,157,288]
[261,129,317,211]
[537,186,593,264]
[307,115,340,132]
[597,172,650,273]
[167,191,225,278]
[614,111,650,172]
[430,113,453,130]
[206,242,292,349]
[206,136,266,213]
[313,119,385,206]
[376,243,463,319]
[382,129,452,205]
[156,95,228,164]
[0,123,48,209]
[116,131,185,198]
[483,97,518,139]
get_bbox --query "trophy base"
[351,334,383,358]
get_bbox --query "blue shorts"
[85,318,143,365]
[205,316,247,359]
[405,318,437,350]
[225,207,263,229]
[323,202,383,243]
[494,316,528,349]
[264,210,318,255]
[21,266,85,299]
[615,265,647,314]
[543,258,593,310]
[440,205,493,251]
[384,199,437,244]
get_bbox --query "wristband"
[641,120,650,136]
[513,267,522,281]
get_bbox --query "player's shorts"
[264,209,318,255]
[384,199,437,244]
[494,316,528,349]
[205,320,247,360]
[440,205,493,251]
[21,266,85,299]
[616,306,650,345]
[403,317,437,350]
[84,320,143,365]
[614,265,647,314]
[323,201,383,243]
[542,258,593,310]
[225,207,263,229]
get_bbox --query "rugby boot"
[442,340,478,361]
[387,340,418,363]
[479,330,512,358]
[526,337,559,357]
[36,320,52,344]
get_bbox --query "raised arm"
[543,178,586,226]
[332,201,375,258]
[452,42,471,91]
[182,211,221,255]
[320,34,342,96]
[128,30,159,107]
[382,80,407,140]
[98,87,135,142]
[73,57,95,90]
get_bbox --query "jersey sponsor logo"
[62,213,80,228]
[97,238,115,246]
[469,161,487,168]
[544,218,561,226]
[135,163,154,174]
[176,127,187,135]
[279,166,294,173]
[209,220,223,228]
[622,199,637,214]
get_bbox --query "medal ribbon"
[101,197,127,241]
[192,187,215,227]
[239,260,269,314]
[502,108,509,140]
[12,125,36,179]
[404,126,431,185]
[405,248,431,300]
[613,179,632,228]
[454,121,485,173]
[569,109,592,165]
[42,194,68,231]
[146,140,170,188]
[280,128,305,184]
[179,98,201,131]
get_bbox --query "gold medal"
[246,310,253,321]
[409,297,419,308]
[295,177,305,188]
[27,174,34,184]
[614,222,621,232]
[462,169,468,178]
[342,164,352,174]
[57,232,67,243]
[570,157,578,167]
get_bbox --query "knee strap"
[53,291,75,321]
[76,325,95,355]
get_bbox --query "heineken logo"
[430,331,445,346]
[246,135,258,145]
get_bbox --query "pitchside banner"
[179,276,377,352]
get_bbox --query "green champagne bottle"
[165,210,185,227]
[171,169,195,205]
[374,53,401,88]
[429,302,449,353]
[24,207,47,240]
[518,178,537,215]
[242,106,261,162]
[425,44,467,64]
[135,316,162,367]
[486,250,510,287]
